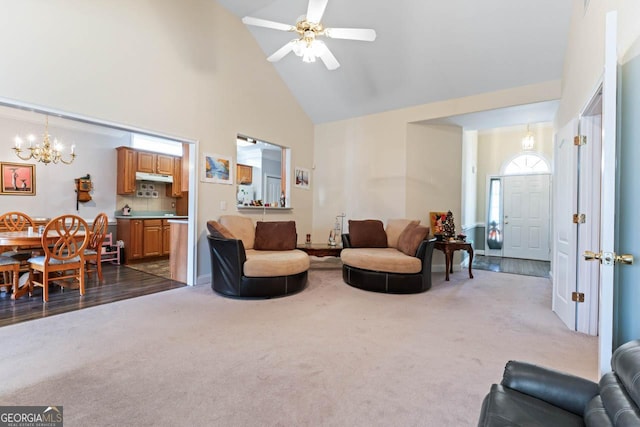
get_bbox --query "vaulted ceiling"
[216,0,573,126]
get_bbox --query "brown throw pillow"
[206,220,235,239]
[254,221,297,251]
[397,225,430,256]
[348,219,387,248]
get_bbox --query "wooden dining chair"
[84,212,108,281]
[0,211,36,285]
[0,211,35,232]
[0,257,20,297]
[28,214,90,302]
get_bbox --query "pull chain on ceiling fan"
[242,0,376,70]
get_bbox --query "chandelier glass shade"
[13,116,76,165]
[521,124,535,151]
[291,32,326,63]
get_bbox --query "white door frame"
[576,89,603,336]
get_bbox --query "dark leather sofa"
[341,234,435,294]
[208,236,308,298]
[478,339,640,426]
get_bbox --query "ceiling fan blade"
[267,41,296,62]
[306,0,329,24]
[242,16,295,32]
[315,41,340,70]
[324,27,377,42]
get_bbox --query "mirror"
[236,135,287,207]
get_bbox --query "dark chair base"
[342,264,431,294]
[213,270,308,299]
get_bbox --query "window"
[503,153,549,175]
[131,134,183,156]
[236,135,289,207]
[487,178,503,250]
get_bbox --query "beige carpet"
[0,269,597,426]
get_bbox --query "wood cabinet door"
[116,147,137,195]
[156,154,174,175]
[143,220,162,257]
[181,143,189,193]
[130,220,144,260]
[166,157,182,198]
[137,151,155,173]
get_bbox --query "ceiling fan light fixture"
[243,0,375,70]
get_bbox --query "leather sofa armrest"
[501,360,599,416]
[342,233,352,248]
[207,235,247,275]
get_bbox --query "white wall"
[557,1,640,127]
[313,81,561,242]
[0,0,315,281]
[0,112,129,221]
[461,130,478,229]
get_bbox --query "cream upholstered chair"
[84,212,108,281]
[28,215,90,302]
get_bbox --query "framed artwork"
[201,153,233,185]
[236,164,253,184]
[1,162,36,195]
[429,211,447,235]
[294,166,310,189]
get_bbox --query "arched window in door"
[502,153,550,175]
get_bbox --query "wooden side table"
[434,240,474,281]
[296,243,343,257]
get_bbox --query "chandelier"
[13,116,76,165]
[521,124,535,151]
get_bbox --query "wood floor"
[0,263,185,327]
[472,255,550,278]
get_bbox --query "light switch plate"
[220,200,227,211]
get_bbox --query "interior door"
[591,11,619,374]
[503,174,551,261]
[552,119,579,330]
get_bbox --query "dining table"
[0,230,86,300]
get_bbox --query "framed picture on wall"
[294,166,310,189]
[201,153,233,185]
[236,164,252,184]
[0,162,36,195]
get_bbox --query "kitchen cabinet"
[117,218,171,263]
[116,147,137,195]
[117,218,144,263]
[137,151,174,175]
[165,156,183,198]
[143,219,163,257]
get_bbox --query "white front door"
[502,174,551,261]
[552,119,579,331]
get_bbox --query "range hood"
[135,171,173,183]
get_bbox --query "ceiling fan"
[242,0,376,70]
